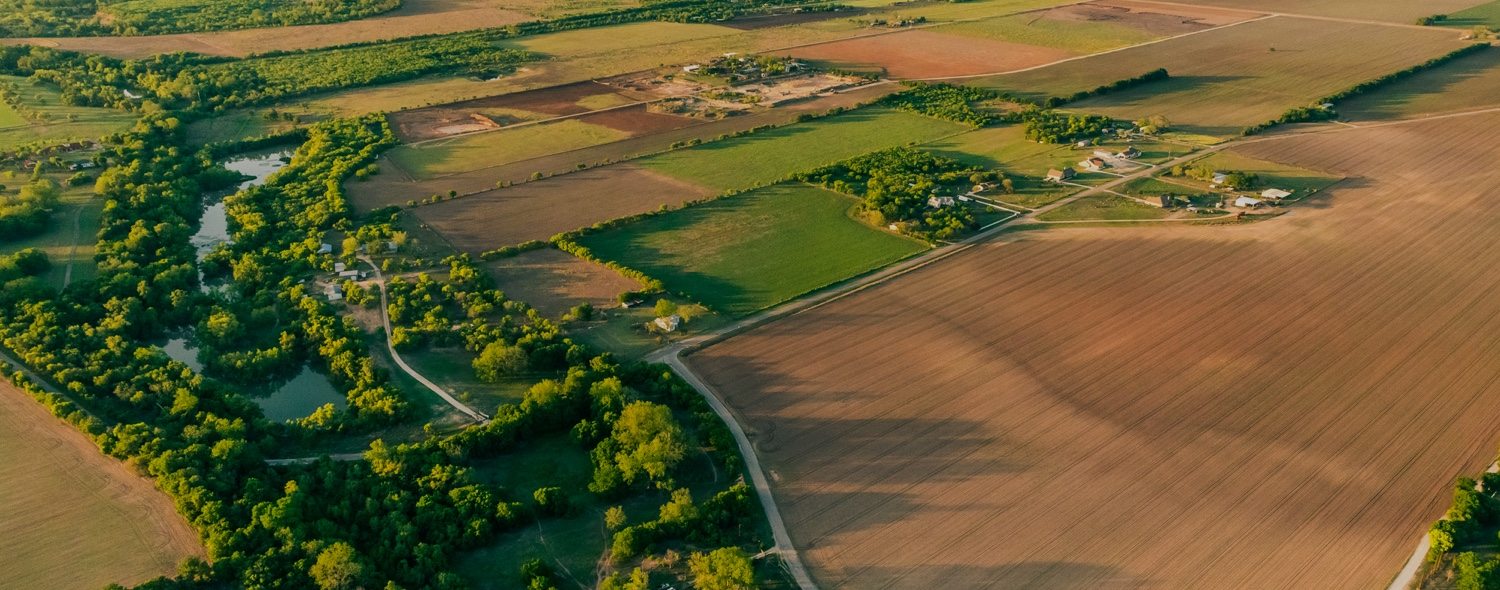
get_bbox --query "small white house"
[325,284,343,302]
[927,196,956,208]
[1212,173,1229,185]
[1118,146,1141,159]
[317,243,334,255]
[682,64,702,73]
[334,261,347,273]
[1079,157,1108,172]
[338,270,360,279]
[654,314,682,333]
[1234,196,1264,209]
[1261,188,1293,201]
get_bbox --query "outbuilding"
[654,314,682,332]
[1261,188,1293,201]
[1046,168,1076,182]
[1234,196,1264,209]
[927,196,956,208]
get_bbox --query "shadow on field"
[842,562,1155,589]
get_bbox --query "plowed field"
[686,112,1500,588]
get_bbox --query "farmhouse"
[1212,172,1229,185]
[1119,146,1142,159]
[324,284,343,302]
[334,262,347,273]
[1079,157,1108,171]
[1155,195,1174,208]
[1234,196,1264,208]
[1046,168,1077,182]
[317,243,334,255]
[1261,188,1293,200]
[927,195,956,208]
[655,314,682,332]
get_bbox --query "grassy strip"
[1243,43,1491,135]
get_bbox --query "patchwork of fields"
[686,111,1500,589]
[0,75,138,149]
[576,183,928,315]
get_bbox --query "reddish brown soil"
[583,103,704,134]
[413,164,714,252]
[1048,1,1243,35]
[485,248,640,316]
[687,113,1500,589]
[782,29,1074,78]
[722,9,860,30]
[389,81,653,142]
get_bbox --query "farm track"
[663,108,1500,588]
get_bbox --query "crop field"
[1338,48,1500,122]
[930,4,1189,54]
[388,80,652,141]
[413,164,714,252]
[921,125,1191,196]
[685,111,1500,589]
[640,107,969,191]
[347,84,899,211]
[0,76,139,150]
[783,29,1073,78]
[1,383,203,590]
[484,247,641,317]
[575,183,927,315]
[1036,193,1172,220]
[1443,1,1500,27]
[1172,0,1487,23]
[388,119,631,180]
[974,17,1466,138]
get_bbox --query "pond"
[161,336,347,423]
[190,149,291,266]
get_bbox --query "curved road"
[358,257,490,424]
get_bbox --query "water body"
[165,149,346,423]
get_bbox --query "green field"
[389,119,630,179]
[641,108,969,191]
[184,110,306,146]
[1337,47,1500,121]
[0,170,103,289]
[1440,1,1500,27]
[1185,150,1344,195]
[576,183,929,315]
[973,18,1465,138]
[1037,194,1172,221]
[934,12,1159,53]
[0,76,138,150]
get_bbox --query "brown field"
[1097,0,1256,26]
[485,248,640,316]
[389,80,656,142]
[1339,48,1500,122]
[1170,0,1487,23]
[686,112,1500,589]
[413,164,712,252]
[349,83,896,211]
[975,16,1466,137]
[1,382,204,589]
[782,29,1074,78]
[0,0,536,59]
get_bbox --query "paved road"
[359,257,490,424]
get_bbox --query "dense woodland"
[798,147,998,239]
[0,0,401,37]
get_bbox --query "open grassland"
[1,167,103,288]
[783,29,1074,78]
[1443,1,1500,27]
[922,125,1192,188]
[974,17,1466,138]
[931,8,1162,53]
[1338,48,1500,121]
[0,101,23,128]
[0,383,203,590]
[1036,193,1171,220]
[686,111,1500,589]
[576,183,927,315]
[414,164,714,252]
[1184,150,1343,194]
[1171,0,1487,23]
[183,110,304,146]
[640,107,968,191]
[0,76,138,150]
[389,119,630,179]
[348,84,898,211]
[484,247,641,317]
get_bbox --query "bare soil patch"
[413,164,713,252]
[722,9,859,30]
[583,103,703,134]
[389,80,654,142]
[1097,0,1259,26]
[485,248,640,316]
[1043,1,1233,35]
[0,0,533,59]
[687,113,1500,589]
[1,382,204,589]
[782,29,1074,78]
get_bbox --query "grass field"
[183,110,305,146]
[389,119,630,179]
[1442,1,1500,27]
[685,110,1500,590]
[1,383,203,590]
[575,183,928,315]
[1338,47,1500,121]
[1036,193,1171,221]
[0,101,23,128]
[484,247,641,317]
[932,10,1161,53]
[1173,0,1487,23]
[1183,150,1343,195]
[641,108,969,191]
[0,76,138,150]
[973,17,1466,138]
[0,169,103,289]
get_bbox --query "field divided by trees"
[1338,47,1500,121]
[1172,0,1488,23]
[686,111,1500,589]
[974,16,1467,137]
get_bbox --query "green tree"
[612,401,688,489]
[688,547,756,590]
[605,505,627,530]
[654,298,678,318]
[341,236,359,258]
[310,542,366,590]
[473,342,528,382]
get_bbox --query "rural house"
[927,196,956,208]
[1212,172,1229,185]
[1118,146,1142,159]
[1079,157,1108,171]
[655,314,682,332]
[1046,168,1076,182]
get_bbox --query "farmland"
[484,247,642,317]
[0,76,138,150]
[640,107,969,191]
[575,183,928,315]
[1338,48,1500,121]
[388,119,631,179]
[685,111,1500,589]
[974,17,1467,137]
[1173,0,1487,23]
[413,164,715,252]
[1443,1,1500,28]
[0,382,203,590]
[783,29,1073,78]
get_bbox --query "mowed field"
[414,164,714,252]
[783,29,1073,78]
[975,16,1467,137]
[0,75,139,149]
[1,383,203,589]
[1171,0,1487,23]
[576,183,927,315]
[1338,48,1500,121]
[686,112,1500,589]
[484,247,641,317]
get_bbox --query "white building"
[654,315,682,332]
[1234,196,1264,209]
[1261,188,1293,200]
[927,196,956,208]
